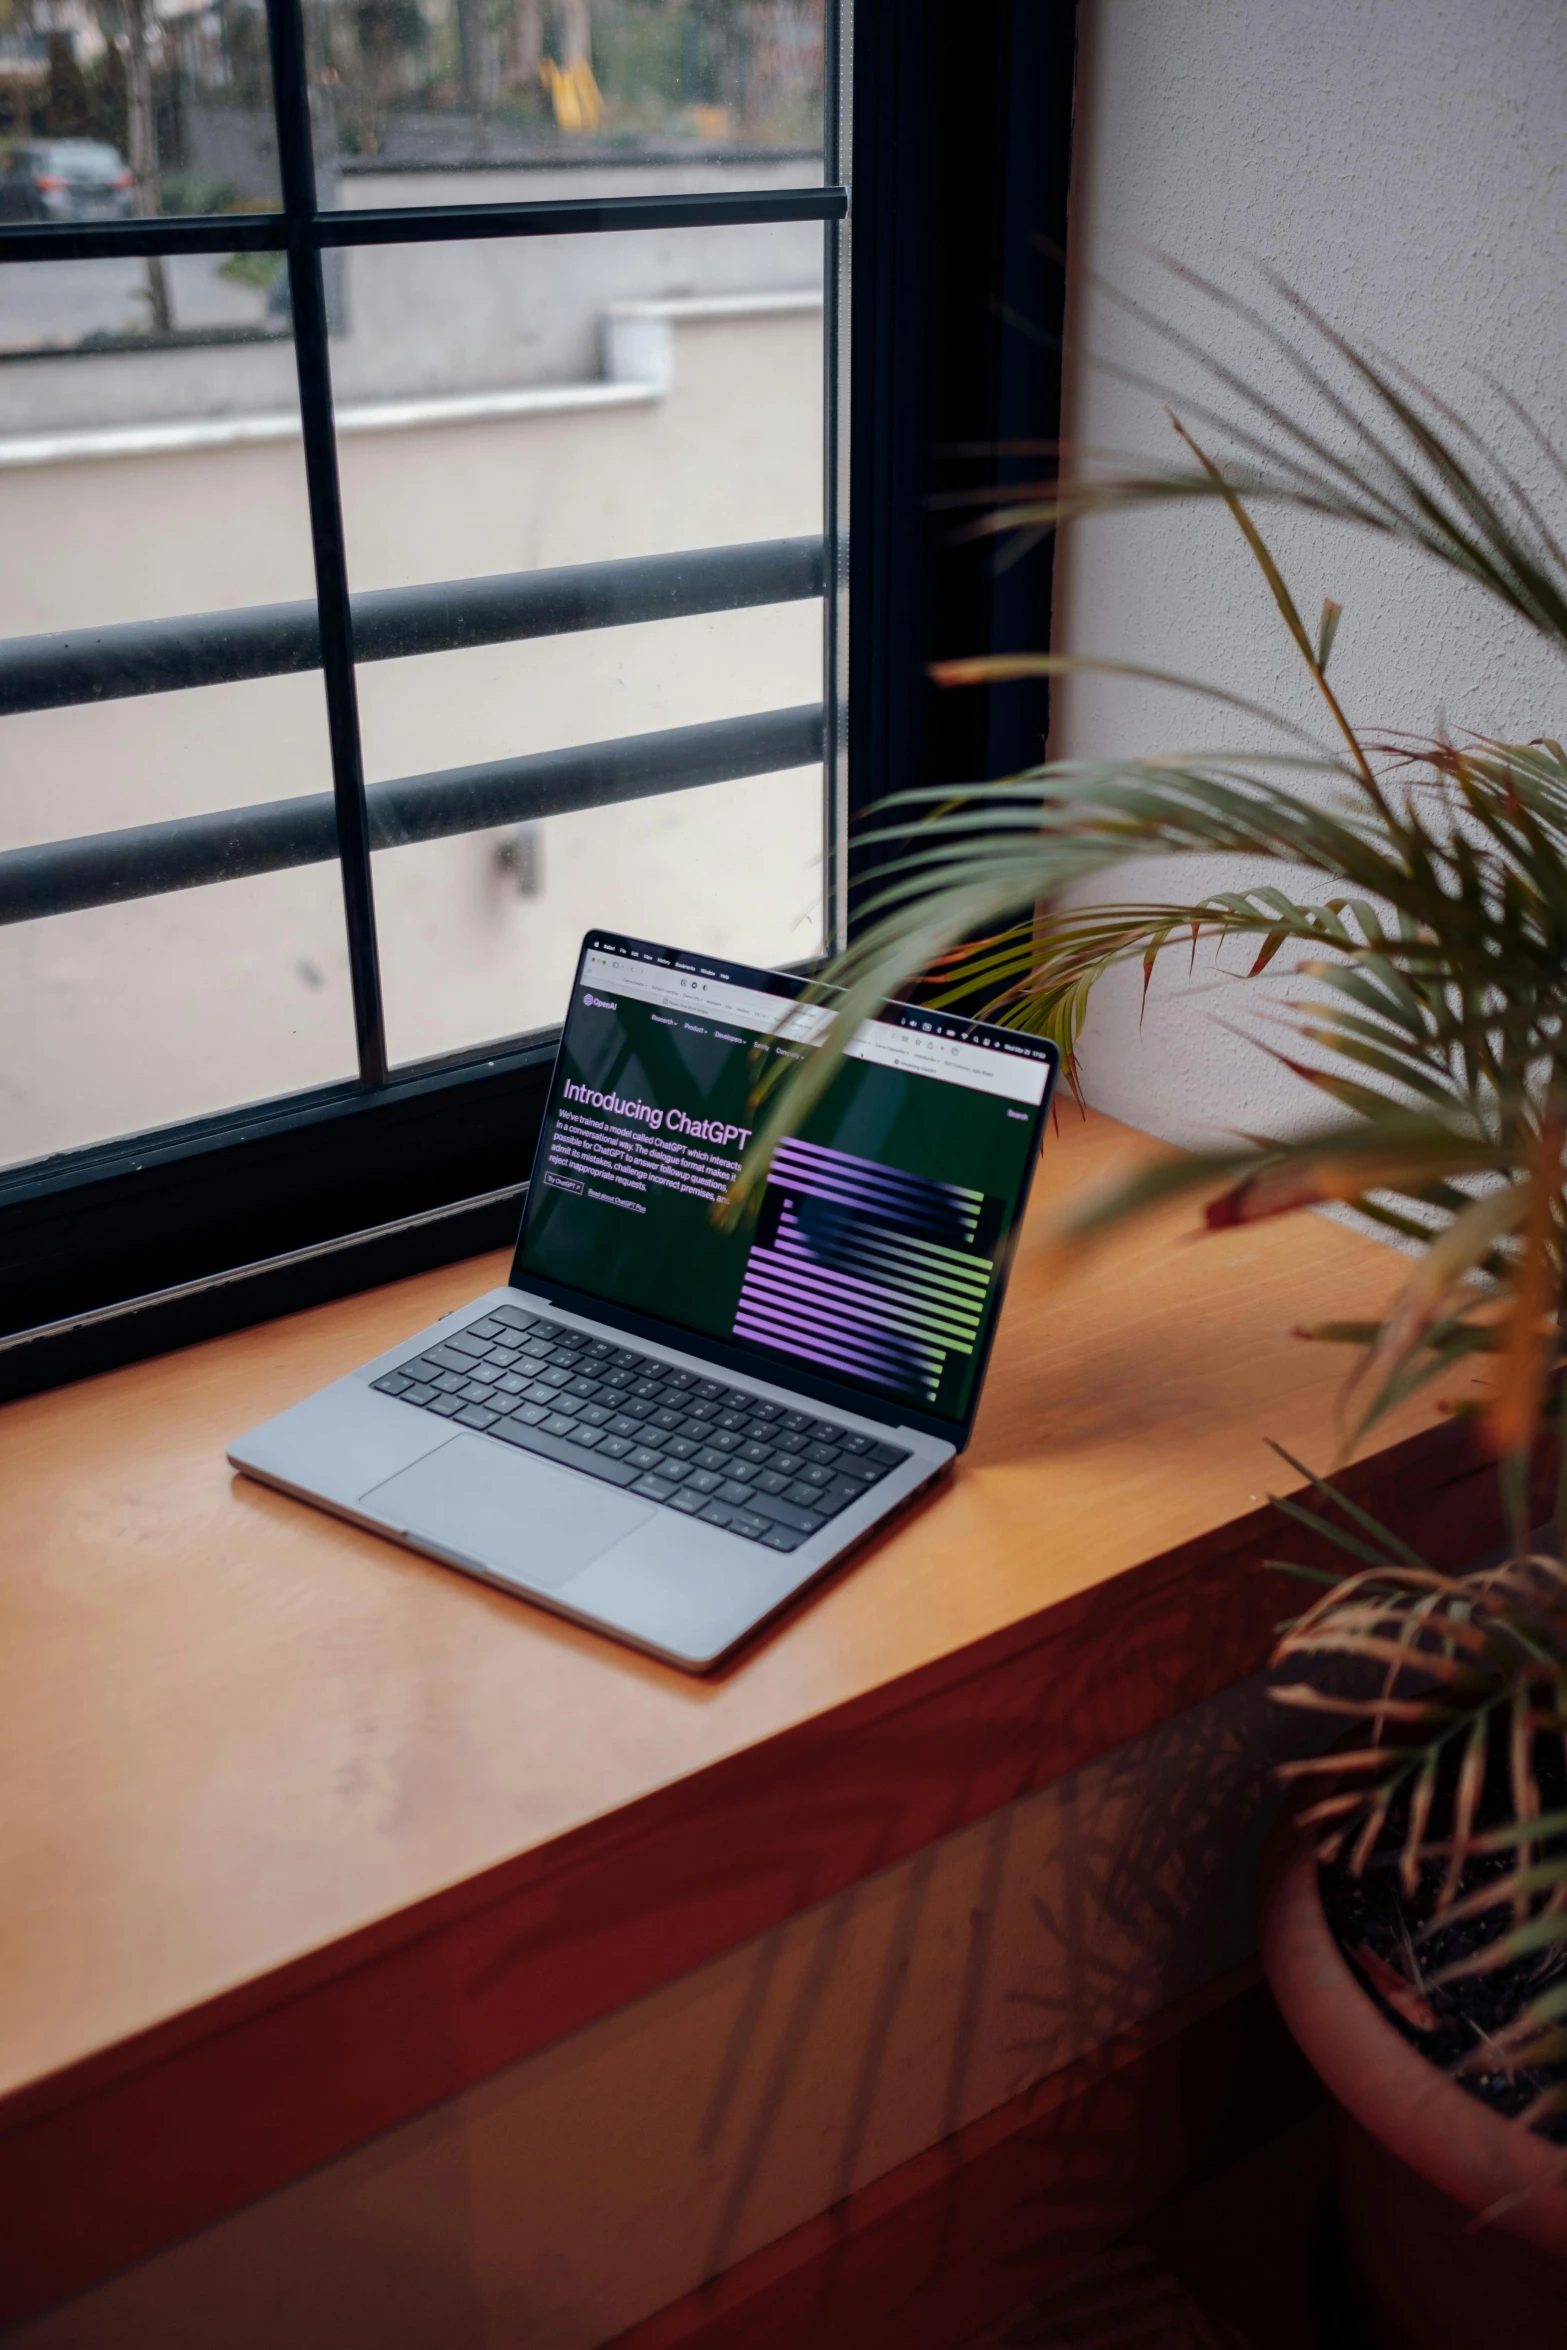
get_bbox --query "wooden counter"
[0,1108,1505,2325]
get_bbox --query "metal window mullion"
[265,0,388,1087]
[823,0,852,958]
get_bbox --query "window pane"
[330,224,824,1065]
[362,626,824,1064]
[0,264,358,1170]
[0,10,281,243]
[0,244,292,361]
[306,0,826,187]
[0,845,357,1170]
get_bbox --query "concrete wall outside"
[1053,0,1567,1151]
[0,163,822,430]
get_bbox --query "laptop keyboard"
[370,1303,911,1555]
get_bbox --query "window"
[0,0,1074,1396]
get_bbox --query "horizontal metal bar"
[318,187,846,246]
[338,144,822,176]
[0,538,824,717]
[0,212,287,263]
[0,704,823,925]
[0,185,846,265]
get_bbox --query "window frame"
[0,0,1077,1403]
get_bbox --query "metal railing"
[0,706,823,925]
[0,536,824,717]
[0,536,826,923]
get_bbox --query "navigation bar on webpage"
[579,948,1050,1107]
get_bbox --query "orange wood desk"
[0,1108,1499,2326]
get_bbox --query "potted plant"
[742,274,1567,2347]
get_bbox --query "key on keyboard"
[372,1305,910,1552]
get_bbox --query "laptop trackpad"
[361,1437,655,1591]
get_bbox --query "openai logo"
[582,992,618,1011]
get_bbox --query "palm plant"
[741,268,1567,2131]
[1266,1459,1567,2134]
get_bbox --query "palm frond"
[739,282,1567,1470]
[729,281,1567,2134]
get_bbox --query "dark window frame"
[0,0,1076,1403]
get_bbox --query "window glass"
[0,267,356,1169]
[0,6,844,1195]
[0,848,358,1170]
[0,242,291,358]
[305,0,826,191]
[328,224,824,1063]
[1,25,285,361]
[0,9,281,257]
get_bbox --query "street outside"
[0,248,274,345]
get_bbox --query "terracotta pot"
[1259,1830,1567,2350]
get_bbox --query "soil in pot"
[1263,1715,1567,2350]
[1316,1720,1567,2141]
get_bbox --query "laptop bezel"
[505,929,1060,1451]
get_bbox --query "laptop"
[230,930,1059,1671]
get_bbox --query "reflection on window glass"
[306,0,825,178]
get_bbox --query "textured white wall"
[1054,0,1567,1148]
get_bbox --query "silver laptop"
[230,930,1059,1671]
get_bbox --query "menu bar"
[580,951,826,1040]
[580,948,1049,1107]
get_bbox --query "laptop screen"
[513,932,1058,1427]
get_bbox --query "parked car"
[0,141,134,224]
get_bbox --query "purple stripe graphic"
[733,1137,1001,1405]
[737,1270,946,1362]
[776,1213,991,1282]
[772,1218,988,1314]
[773,1171,980,1239]
[733,1314,933,1392]
[768,1174,975,1238]
[774,1136,983,1212]
[771,1142,982,1236]
[749,1248,981,1345]
[734,1303,932,1377]
[735,1289,929,1360]
[745,1240,975,1331]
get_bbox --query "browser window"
[515,932,1057,1423]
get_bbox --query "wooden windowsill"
[0,1106,1503,2326]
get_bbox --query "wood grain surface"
[0,1108,1504,2321]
